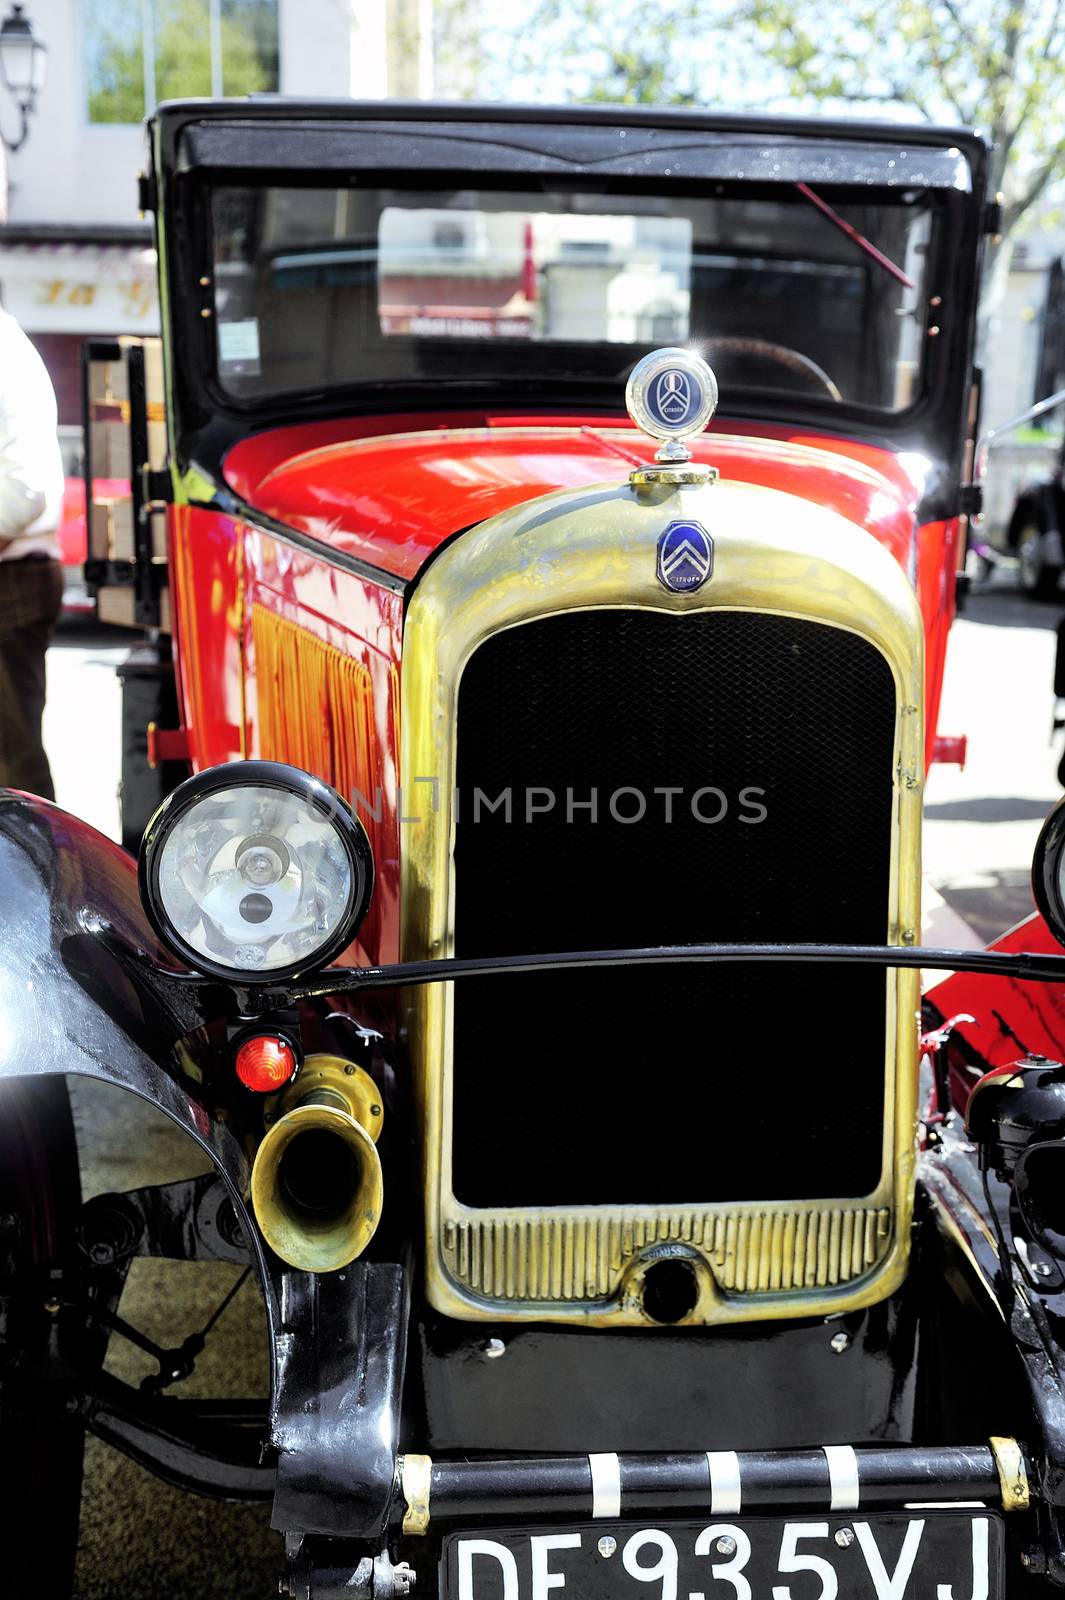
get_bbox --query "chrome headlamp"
[139,761,374,982]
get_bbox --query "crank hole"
[641,1259,699,1324]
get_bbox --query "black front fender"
[0,791,409,1538]
[0,790,279,1347]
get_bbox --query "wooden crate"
[122,335,165,406]
[90,501,166,564]
[97,583,171,633]
[88,361,127,407]
[84,336,169,634]
[89,417,167,481]
[87,337,165,408]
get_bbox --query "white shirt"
[0,308,64,560]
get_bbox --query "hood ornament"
[625,347,719,487]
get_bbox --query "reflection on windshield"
[211,183,934,414]
[376,208,693,345]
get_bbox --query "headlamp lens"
[154,783,356,975]
[237,833,291,887]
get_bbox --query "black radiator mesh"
[451,609,897,1207]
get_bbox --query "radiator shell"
[401,475,923,1326]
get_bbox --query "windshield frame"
[206,177,943,419]
[152,102,988,521]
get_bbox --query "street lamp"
[0,4,45,153]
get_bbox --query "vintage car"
[9,99,1065,1599]
[975,392,1065,598]
[996,436,1065,599]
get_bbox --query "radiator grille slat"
[443,1208,892,1300]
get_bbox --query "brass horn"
[250,1053,384,1273]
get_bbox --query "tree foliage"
[743,1,1065,238]
[87,0,275,124]
[508,1,1065,245]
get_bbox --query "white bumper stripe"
[823,1444,860,1510]
[706,1450,742,1514]
[588,1452,621,1518]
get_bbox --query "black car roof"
[152,97,987,192]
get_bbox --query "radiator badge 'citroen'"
[626,346,720,488]
[657,520,714,593]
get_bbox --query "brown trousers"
[0,556,63,800]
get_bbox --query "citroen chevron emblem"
[657,520,714,593]
[651,368,693,425]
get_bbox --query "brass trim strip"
[630,464,718,486]
[400,1453,433,1535]
[444,1206,893,1302]
[989,1436,1030,1511]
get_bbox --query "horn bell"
[250,1054,384,1273]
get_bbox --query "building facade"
[0,0,431,446]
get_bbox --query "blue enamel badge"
[644,366,701,431]
[657,520,713,593]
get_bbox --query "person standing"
[0,304,65,799]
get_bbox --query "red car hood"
[224,415,929,586]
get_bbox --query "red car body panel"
[223,413,926,586]
[242,524,405,970]
[169,498,406,968]
[926,912,1065,1112]
[171,410,961,964]
[170,501,249,782]
[223,412,955,743]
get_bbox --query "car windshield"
[209,180,937,414]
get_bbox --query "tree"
[505,0,1065,295]
[746,2,1065,269]
[87,0,275,125]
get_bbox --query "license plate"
[445,1513,1003,1600]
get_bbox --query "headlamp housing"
[139,761,374,982]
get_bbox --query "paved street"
[65,1076,278,1599]
[46,622,280,1597]
[924,571,1063,944]
[39,567,1065,1597]
[45,621,128,844]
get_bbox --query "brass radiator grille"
[400,477,926,1325]
[451,610,895,1210]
